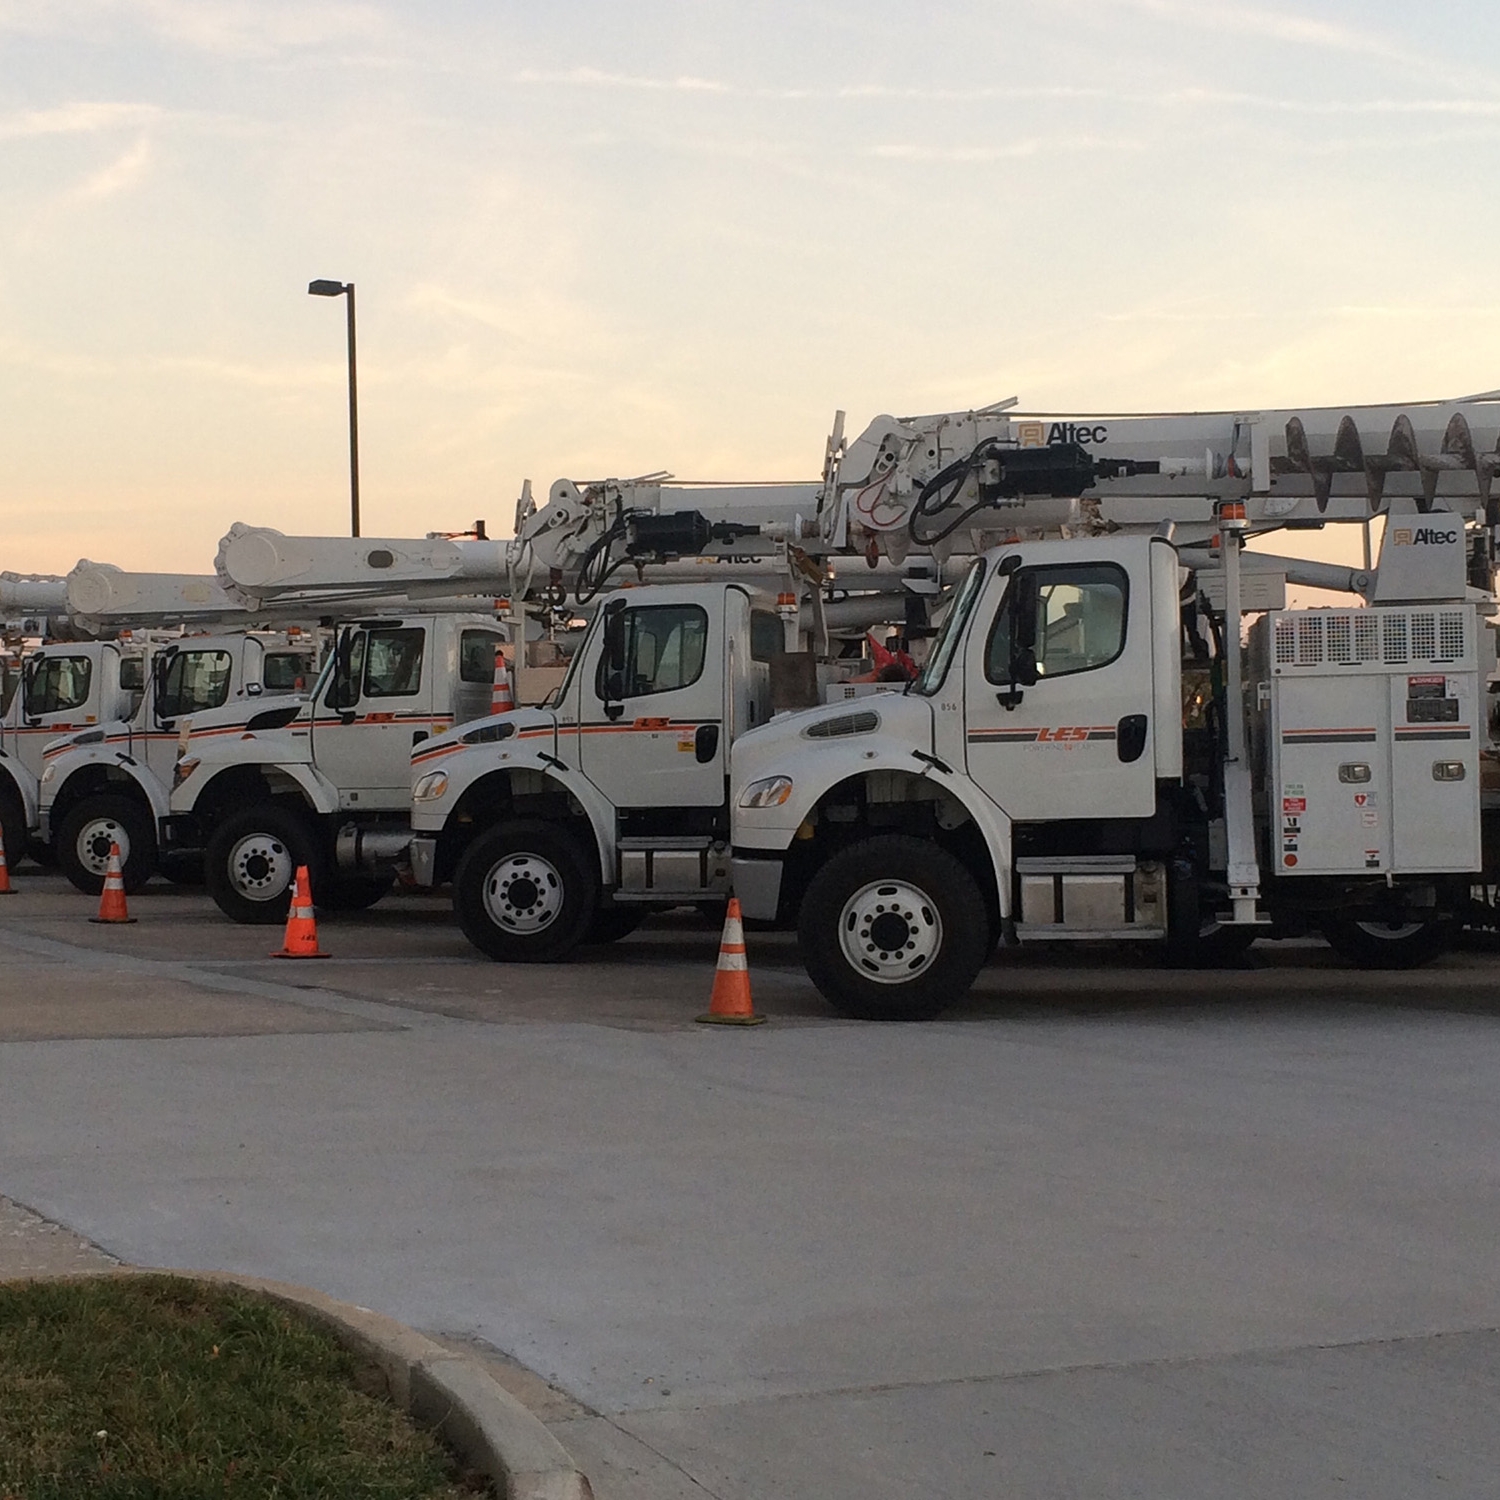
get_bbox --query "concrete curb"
[9,1267,594,1500]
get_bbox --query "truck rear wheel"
[58,794,156,895]
[206,804,322,925]
[798,835,989,1021]
[453,820,598,962]
[1322,916,1452,969]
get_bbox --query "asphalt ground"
[4,868,1500,1498]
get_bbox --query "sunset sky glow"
[4,0,1500,577]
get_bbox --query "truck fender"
[42,747,171,826]
[180,757,341,819]
[776,747,1015,920]
[440,750,617,884]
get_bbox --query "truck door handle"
[412,730,429,745]
[695,724,720,763]
[1117,713,1148,764]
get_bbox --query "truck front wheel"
[798,835,989,1021]
[58,794,156,895]
[205,804,322,925]
[453,820,598,962]
[1322,916,1452,969]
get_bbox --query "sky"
[4,0,1500,579]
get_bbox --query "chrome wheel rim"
[76,816,129,877]
[837,878,942,984]
[482,852,565,935]
[226,832,294,903]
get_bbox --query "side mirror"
[331,629,357,709]
[603,601,627,676]
[599,601,628,720]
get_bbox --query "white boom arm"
[208,392,1500,615]
[67,561,247,626]
[0,572,69,614]
[826,394,1500,559]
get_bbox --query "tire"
[205,803,323,925]
[1322,916,1452,969]
[318,874,393,913]
[453,820,598,962]
[798,835,989,1021]
[57,794,156,895]
[584,905,644,944]
[0,792,25,878]
[1162,862,1257,968]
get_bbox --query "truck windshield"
[911,560,986,697]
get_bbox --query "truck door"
[311,624,434,807]
[13,649,103,776]
[146,644,236,777]
[579,598,726,808]
[964,551,1158,822]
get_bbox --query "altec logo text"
[1391,527,1459,546]
[1017,420,1108,448]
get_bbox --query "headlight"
[738,775,793,809]
[171,757,200,789]
[413,770,449,802]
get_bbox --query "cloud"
[1110,0,1411,62]
[872,135,1144,162]
[72,137,152,199]
[0,102,164,141]
[510,68,1500,121]
[512,66,732,95]
[0,0,395,58]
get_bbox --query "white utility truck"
[40,630,316,892]
[167,612,508,922]
[727,395,1500,1018]
[405,581,785,958]
[0,638,145,868]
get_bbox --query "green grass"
[0,1274,485,1499]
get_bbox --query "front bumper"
[731,851,784,923]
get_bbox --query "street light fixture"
[308,278,360,538]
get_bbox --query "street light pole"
[308,278,360,538]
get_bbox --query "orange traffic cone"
[0,826,14,895]
[696,898,765,1025]
[271,865,328,958]
[90,842,136,924]
[491,646,515,714]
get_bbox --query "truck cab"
[409,582,781,961]
[0,640,143,866]
[170,614,507,922]
[38,632,317,892]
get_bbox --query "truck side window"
[363,628,425,698]
[986,563,1128,682]
[460,631,504,684]
[750,610,781,663]
[597,605,709,700]
[263,652,314,691]
[24,655,92,715]
[159,650,232,718]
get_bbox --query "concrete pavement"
[3,873,1500,1497]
